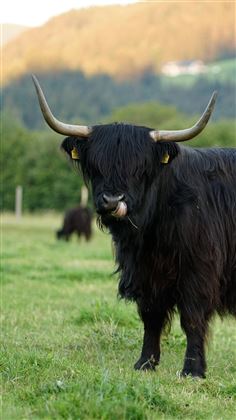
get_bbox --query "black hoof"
[181,370,206,379]
[134,355,158,371]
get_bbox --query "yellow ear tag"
[161,152,170,164]
[71,147,79,160]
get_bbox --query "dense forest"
[3,2,235,84]
[2,2,235,128]
[2,66,236,130]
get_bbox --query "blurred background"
[1,0,236,214]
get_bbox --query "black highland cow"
[33,75,236,378]
[57,206,92,241]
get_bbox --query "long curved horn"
[150,91,217,142]
[32,75,92,137]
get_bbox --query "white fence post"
[15,185,23,220]
[80,185,88,207]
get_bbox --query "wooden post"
[15,185,23,220]
[80,185,88,207]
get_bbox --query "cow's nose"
[102,193,124,210]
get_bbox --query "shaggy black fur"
[57,206,92,241]
[62,123,236,378]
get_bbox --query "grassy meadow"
[1,213,236,419]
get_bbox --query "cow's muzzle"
[98,194,127,218]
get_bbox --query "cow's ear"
[61,137,80,161]
[156,142,180,165]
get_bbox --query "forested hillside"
[2,2,235,84]
[2,66,236,129]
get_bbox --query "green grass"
[1,213,236,419]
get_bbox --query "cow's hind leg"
[180,311,211,378]
[134,305,173,371]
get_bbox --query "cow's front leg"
[180,312,210,378]
[134,306,169,371]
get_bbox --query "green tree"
[1,112,87,211]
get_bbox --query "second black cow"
[57,206,92,241]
